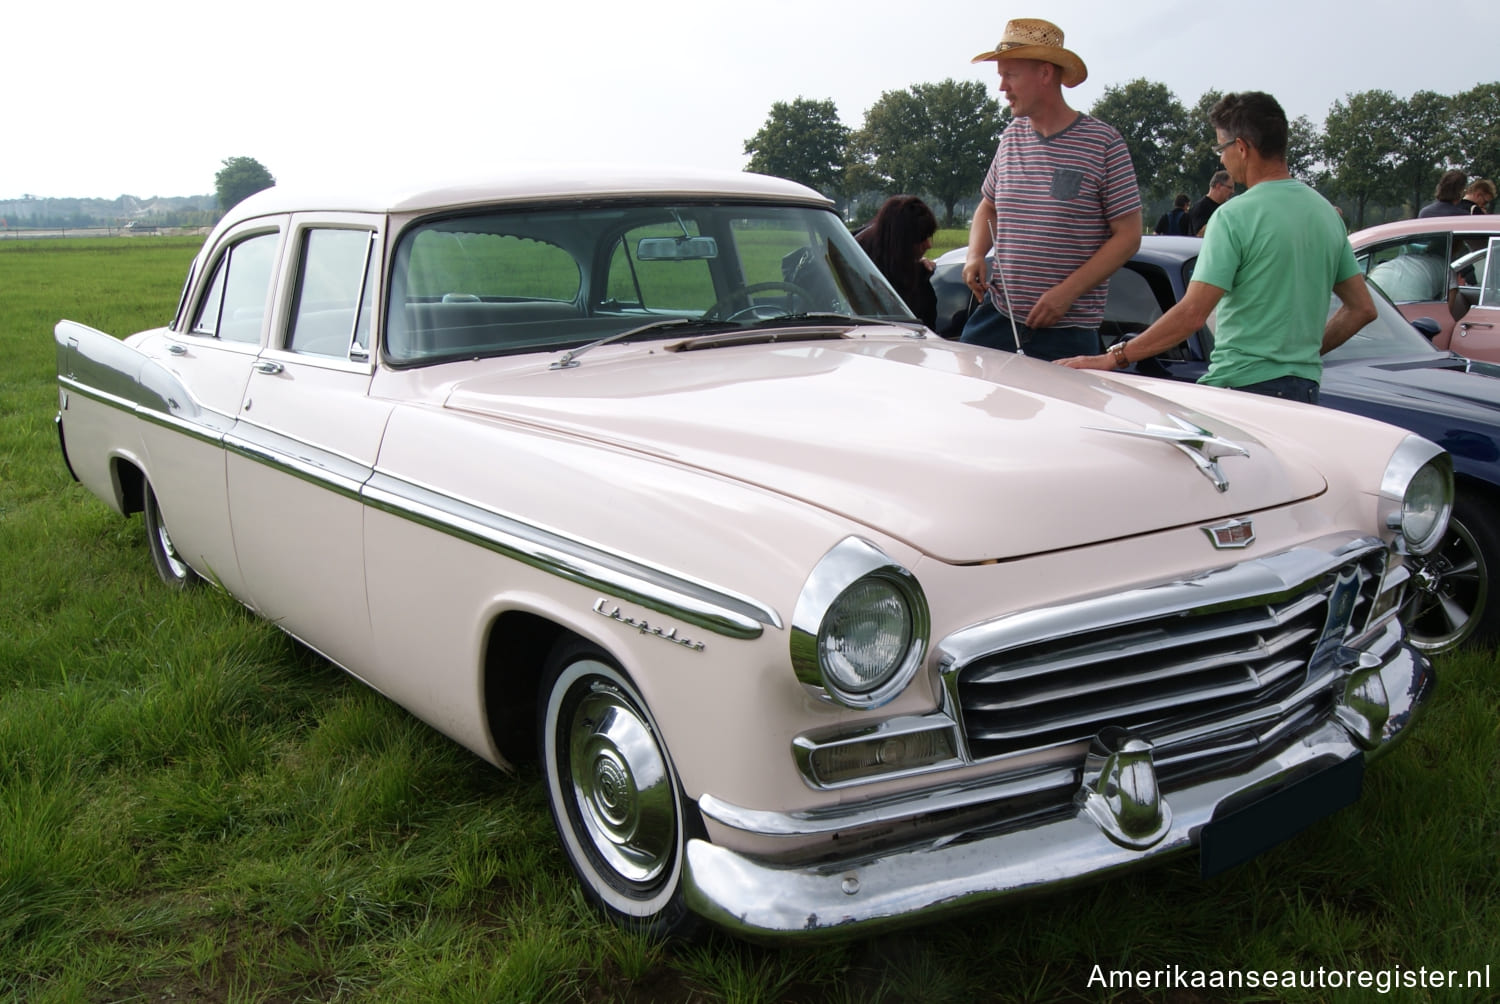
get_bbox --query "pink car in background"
[55,170,1449,939]
[1351,216,1500,361]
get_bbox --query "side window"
[1481,237,1500,309]
[1360,235,1450,304]
[287,229,375,358]
[605,223,716,311]
[190,231,280,343]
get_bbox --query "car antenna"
[989,219,1024,356]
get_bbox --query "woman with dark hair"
[856,195,939,328]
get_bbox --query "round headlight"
[819,575,914,697]
[790,537,931,709]
[1401,459,1449,553]
[1380,437,1452,557]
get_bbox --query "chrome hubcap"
[1401,520,1487,653]
[568,682,675,884]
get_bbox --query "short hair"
[1210,170,1231,189]
[1468,178,1497,201]
[1174,193,1190,209]
[1209,92,1287,160]
[1434,169,1468,201]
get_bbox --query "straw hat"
[971,18,1088,88]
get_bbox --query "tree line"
[744,79,1500,231]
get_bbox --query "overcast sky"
[5,0,1493,200]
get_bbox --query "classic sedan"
[1348,216,1500,361]
[57,172,1447,940]
[935,235,1500,655]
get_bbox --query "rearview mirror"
[637,236,719,261]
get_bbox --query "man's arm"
[1321,273,1377,354]
[1025,211,1144,329]
[1057,279,1224,370]
[962,200,996,296]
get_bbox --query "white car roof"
[218,166,833,227]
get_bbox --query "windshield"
[1197,259,1440,363]
[1322,283,1443,361]
[384,202,912,364]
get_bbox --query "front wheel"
[538,641,697,938]
[1400,493,1498,653]
[144,482,197,589]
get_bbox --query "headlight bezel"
[791,537,931,709]
[1379,435,1453,556]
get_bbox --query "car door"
[1356,228,1500,348]
[225,216,393,671]
[1451,236,1500,363]
[1103,259,1209,382]
[142,221,286,596]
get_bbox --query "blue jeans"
[958,298,1100,362]
[1234,375,1320,404]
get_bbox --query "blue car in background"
[933,235,1500,654]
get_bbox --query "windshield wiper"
[780,312,928,334]
[550,318,692,370]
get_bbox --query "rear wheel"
[1400,493,1498,653]
[538,640,697,938]
[143,482,197,589]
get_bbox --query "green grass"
[2,238,1498,1002]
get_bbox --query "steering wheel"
[703,280,813,322]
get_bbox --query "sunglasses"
[1213,137,1238,154]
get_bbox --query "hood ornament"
[1091,414,1249,493]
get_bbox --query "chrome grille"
[939,541,1391,763]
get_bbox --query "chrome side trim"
[364,472,781,639]
[225,423,370,501]
[55,320,781,642]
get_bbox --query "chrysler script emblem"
[1091,414,1249,493]
[1202,518,1255,550]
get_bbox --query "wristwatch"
[1109,341,1129,368]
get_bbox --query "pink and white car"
[1351,215,1500,361]
[55,170,1449,939]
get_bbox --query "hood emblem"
[1203,518,1255,549]
[1091,414,1249,493]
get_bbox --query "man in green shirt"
[1059,91,1375,404]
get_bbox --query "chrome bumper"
[682,642,1431,940]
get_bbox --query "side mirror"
[1410,317,1441,340]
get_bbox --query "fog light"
[805,727,958,786]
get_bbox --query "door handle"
[253,360,284,374]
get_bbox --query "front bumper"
[682,641,1431,940]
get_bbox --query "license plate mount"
[1199,755,1365,879]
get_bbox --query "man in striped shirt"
[960,18,1142,361]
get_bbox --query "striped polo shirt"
[982,113,1140,329]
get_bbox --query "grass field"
[2,237,1497,1002]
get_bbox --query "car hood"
[1325,352,1500,412]
[442,336,1325,562]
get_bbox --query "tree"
[215,157,275,212]
[1321,90,1402,229]
[743,98,849,199]
[1088,79,1187,201]
[852,79,1003,226]
[1391,90,1457,212]
[1451,81,1500,182]
[1286,115,1324,185]
[1176,89,1225,196]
